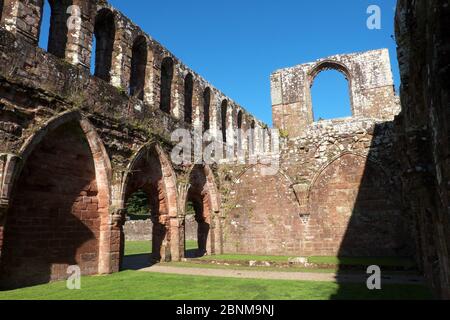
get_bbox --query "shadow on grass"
[185,248,206,259]
[121,254,158,271]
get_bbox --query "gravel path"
[139,265,424,285]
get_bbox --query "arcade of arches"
[0,0,448,299]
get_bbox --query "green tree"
[126,190,150,218]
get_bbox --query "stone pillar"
[213,211,224,255]
[179,216,186,259]
[169,216,182,262]
[143,45,154,106]
[151,214,170,262]
[66,0,94,68]
[172,63,182,120]
[108,209,125,273]
[1,0,41,44]
[205,215,215,256]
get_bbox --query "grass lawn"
[198,253,415,268]
[165,262,337,273]
[308,256,416,268]
[125,240,198,256]
[125,242,415,270]
[0,270,431,300]
[163,262,420,276]
[199,254,293,262]
[0,242,428,300]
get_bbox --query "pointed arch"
[307,60,354,120]
[203,87,212,132]
[0,111,113,289]
[307,151,385,199]
[93,8,116,81]
[119,142,178,262]
[0,0,4,22]
[160,57,174,114]
[184,73,194,124]
[307,151,405,256]
[183,164,220,256]
[39,0,73,58]
[129,35,148,100]
[220,100,228,143]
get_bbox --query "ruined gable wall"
[271,49,400,138]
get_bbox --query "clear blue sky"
[40,0,399,126]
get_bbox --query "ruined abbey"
[0,0,448,299]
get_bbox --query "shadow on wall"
[0,122,99,290]
[329,122,414,299]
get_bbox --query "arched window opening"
[203,88,211,133]
[220,100,228,143]
[160,57,174,113]
[184,73,194,124]
[237,110,243,150]
[237,111,243,130]
[129,35,147,100]
[311,69,352,121]
[38,0,72,59]
[0,0,4,22]
[250,120,256,154]
[93,9,115,81]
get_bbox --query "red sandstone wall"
[223,165,302,255]
[308,153,406,256]
[0,122,101,289]
[221,118,414,258]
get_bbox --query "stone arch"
[237,110,244,151]
[0,111,113,289]
[250,119,256,154]
[39,0,73,59]
[129,35,148,100]
[0,0,4,22]
[203,87,212,132]
[183,164,220,257]
[307,152,406,256]
[224,164,301,255]
[220,100,228,143]
[93,8,116,82]
[237,110,243,130]
[160,57,174,114]
[306,60,354,120]
[120,143,178,262]
[234,164,295,188]
[307,152,389,199]
[184,73,194,124]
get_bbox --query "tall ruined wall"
[271,49,399,138]
[0,0,264,289]
[219,48,411,258]
[395,0,450,299]
[219,48,413,258]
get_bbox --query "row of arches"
[0,111,220,289]
[25,1,258,131]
